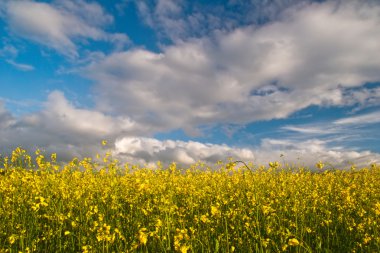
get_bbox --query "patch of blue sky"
[155,101,380,152]
[112,3,159,52]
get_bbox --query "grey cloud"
[342,86,380,109]
[0,102,15,129]
[0,91,140,160]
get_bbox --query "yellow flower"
[288,238,300,246]
[51,153,57,162]
[139,228,148,245]
[180,245,190,253]
[269,161,280,168]
[9,234,17,244]
[64,231,71,236]
[211,205,220,217]
[200,215,208,223]
[316,161,324,169]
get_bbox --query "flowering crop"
[0,148,379,252]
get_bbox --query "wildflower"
[288,238,300,246]
[51,153,57,162]
[374,202,380,215]
[211,205,220,217]
[180,244,190,253]
[200,215,209,223]
[316,161,324,170]
[9,234,17,244]
[138,228,148,245]
[269,161,280,168]
[64,231,71,236]
[82,245,92,253]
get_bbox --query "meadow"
[0,147,379,252]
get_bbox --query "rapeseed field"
[0,147,379,252]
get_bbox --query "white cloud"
[133,0,187,42]
[0,44,18,59]
[37,91,137,135]
[256,138,380,168]
[0,101,15,129]
[0,91,140,160]
[1,95,379,168]
[0,93,256,165]
[113,136,380,168]
[114,136,255,165]
[87,0,380,133]
[5,59,35,71]
[0,40,37,71]
[130,0,319,43]
[281,125,336,135]
[54,0,114,27]
[334,111,380,125]
[4,0,129,58]
[279,110,380,160]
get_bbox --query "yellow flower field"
[0,148,379,252]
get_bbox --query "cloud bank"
[1,93,379,168]
[86,0,380,135]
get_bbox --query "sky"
[0,0,380,168]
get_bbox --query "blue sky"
[1,0,380,167]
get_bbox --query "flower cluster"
[0,148,379,252]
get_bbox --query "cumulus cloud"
[4,0,129,58]
[0,93,256,165]
[256,138,380,168]
[87,0,380,133]
[114,136,255,165]
[0,92,139,159]
[112,135,380,168]
[1,94,379,168]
